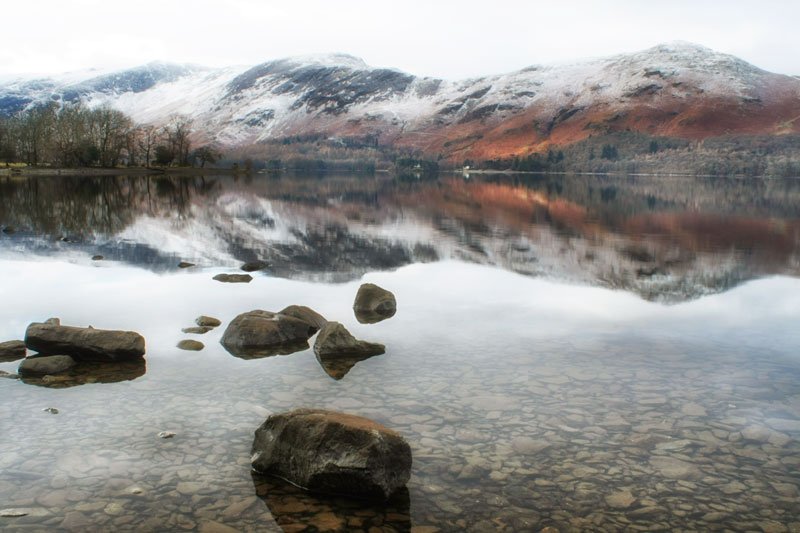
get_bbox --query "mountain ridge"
[2,42,799,162]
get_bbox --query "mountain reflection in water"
[0,173,798,301]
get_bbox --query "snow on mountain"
[2,43,799,159]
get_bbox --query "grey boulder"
[251,409,412,500]
[24,322,145,362]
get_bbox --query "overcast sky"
[2,0,798,78]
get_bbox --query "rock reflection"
[315,351,381,380]
[221,340,310,360]
[19,358,146,388]
[251,472,411,532]
[354,308,397,324]
[2,173,799,301]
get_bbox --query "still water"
[0,173,799,532]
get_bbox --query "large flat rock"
[24,322,145,362]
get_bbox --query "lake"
[1,172,799,532]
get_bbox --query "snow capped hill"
[2,43,799,159]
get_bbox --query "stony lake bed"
[1,173,800,532]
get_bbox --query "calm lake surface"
[1,173,799,532]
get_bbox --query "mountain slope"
[2,43,799,161]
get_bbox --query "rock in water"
[313,321,383,379]
[0,340,26,361]
[177,340,204,351]
[24,322,145,362]
[213,273,253,283]
[178,261,195,268]
[181,326,212,334]
[195,316,222,328]
[18,355,76,375]
[220,310,316,358]
[314,322,385,358]
[353,283,397,323]
[251,409,412,500]
[279,305,327,332]
[240,260,269,272]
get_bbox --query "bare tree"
[14,102,57,166]
[164,115,192,166]
[136,124,160,167]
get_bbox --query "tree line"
[0,102,219,168]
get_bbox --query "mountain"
[2,43,799,161]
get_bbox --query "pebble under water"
[0,261,798,532]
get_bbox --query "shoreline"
[0,166,242,177]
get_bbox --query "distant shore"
[0,166,241,177]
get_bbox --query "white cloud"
[1,0,798,78]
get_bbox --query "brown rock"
[240,260,269,272]
[353,283,397,323]
[195,316,222,328]
[0,340,26,362]
[220,310,316,358]
[177,340,204,351]
[313,322,384,379]
[182,326,212,334]
[213,273,252,283]
[251,409,412,500]
[279,305,327,332]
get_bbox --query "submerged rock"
[18,355,76,375]
[314,322,385,358]
[220,310,316,358]
[241,260,269,272]
[353,283,397,323]
[279,305,327,332]
[24,321,145,362]
[252,473,411,531]
[195,316,222,328]
[0,340,26,361]
[213,273,253,283]
[251,409,412,500]
[177,339,204,351]
[182,326,212,334]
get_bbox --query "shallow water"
[1,173,799,532]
